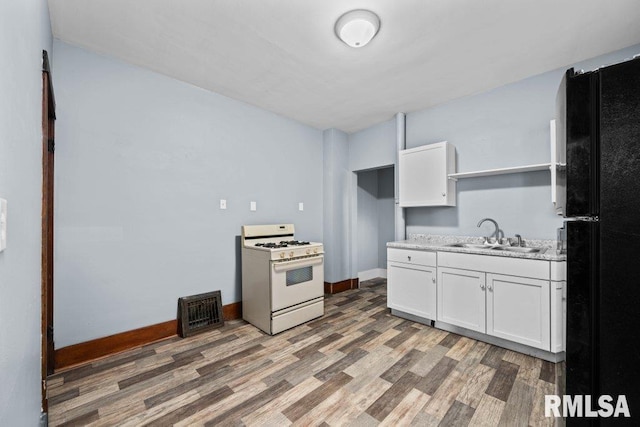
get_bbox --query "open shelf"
[447,163,552,181]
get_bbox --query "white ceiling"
[48,0,640,133]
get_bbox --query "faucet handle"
[514,234,524,247]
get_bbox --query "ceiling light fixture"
[335,9,380,48]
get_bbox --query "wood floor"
[48,279,561,426]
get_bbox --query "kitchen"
[2,1,640,425]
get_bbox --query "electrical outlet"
[0,198,7,252]
[220,199,227,210]
[298,202,304,211]
[250,201,257,211]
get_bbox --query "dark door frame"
[41,49,56,413]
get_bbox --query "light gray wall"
[356,167,395,274]
[323,128,350,283]
[348,118,397,278]
[52,41,323,347]
[356,170,379,272]
[0,0,52,423]
[377,167,395,267]
[406,44,640,240]
[348,118,396,172]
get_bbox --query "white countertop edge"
[387,237,566,262]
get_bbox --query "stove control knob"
[289,251,294,258]
[280,252,285,259]
[306,249,310,254]
[313,248,318,254]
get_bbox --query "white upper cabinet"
[399,141,456,207]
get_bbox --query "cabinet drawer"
[388,248,436,266]
[437,251,549,280]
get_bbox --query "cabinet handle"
[442,192,446,197]
[487,283,493,291]
[432,278,436,284]
[480,283,485,290]
[407,256,411,261]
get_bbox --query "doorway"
[41,50,56,412]
[356,166,395,281]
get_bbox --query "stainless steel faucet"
[477,218,500,242]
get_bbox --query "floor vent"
[178,291,224,338]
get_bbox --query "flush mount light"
[335,9,380,48]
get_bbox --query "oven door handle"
[273,256,324,271]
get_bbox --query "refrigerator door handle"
[573,216,599,222]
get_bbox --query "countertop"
[387,234,566,261]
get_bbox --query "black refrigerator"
[556,56,640,425]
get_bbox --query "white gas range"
[241,224,324,335]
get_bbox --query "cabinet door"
[437,267,485,333]
[486,274,550,351]
[399,142,455,207]
[387,262,436,320]
[550,281,566,353]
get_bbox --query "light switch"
[298,202,304,211]
[0,198,7,252]
[219,199,227,210]
[250,201,257,211]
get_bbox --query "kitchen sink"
[447,243,498,249]
[494,246,546,254]
[446,243,546,254]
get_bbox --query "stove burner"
[255,240,312,249]
[256,242,286,248]
[280,240,311,246]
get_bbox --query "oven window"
[286,266,313,286]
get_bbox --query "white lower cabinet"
[436,266,553,351]
[388,248,566,356]
[387,248,437,320]
[437,267,486,333]
[486,273,550,350]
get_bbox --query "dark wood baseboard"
[324,278,359,294]
[222,301,242,321]
[54,301,244,371]
[55,320,177,371]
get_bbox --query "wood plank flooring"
[47,278,561,426]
